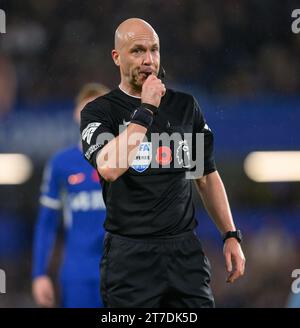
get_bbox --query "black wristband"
[141,103,158,115]
[223,230,242,244]
[130,105,156,129]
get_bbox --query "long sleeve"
[32,206,60,278]
[32,156,62,279]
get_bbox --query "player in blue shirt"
[32,83,110,307]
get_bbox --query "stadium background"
[0,0,299,307]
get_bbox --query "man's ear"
[112,49,120,66]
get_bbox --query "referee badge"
[131,142,152,173]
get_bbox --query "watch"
[223,230,242,244]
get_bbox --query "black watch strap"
[223,230,242,244]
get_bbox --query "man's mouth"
[139,68,153,77]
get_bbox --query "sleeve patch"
[82,122,102,145]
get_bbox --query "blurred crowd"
[1,0,300,112]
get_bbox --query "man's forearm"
[97,123,147,182]
[194,171,236,234]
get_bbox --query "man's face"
[116,35,160,90]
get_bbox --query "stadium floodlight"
[244,151,300,182]
[0,153,33,184]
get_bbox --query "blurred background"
[0,0,300,307]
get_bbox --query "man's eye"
[133,49,142,53]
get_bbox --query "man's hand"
[223,238,246,283]
[141,74,166,108]
[32,275,55,307]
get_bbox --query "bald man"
[80,18,245,308]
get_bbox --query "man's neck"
[119,81,141,98]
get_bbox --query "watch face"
[237,230,242,241]
[234,230,242,242]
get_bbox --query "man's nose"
[142,50,153,65]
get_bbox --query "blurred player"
[32,83,110,307]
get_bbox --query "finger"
[239,260,245,276]
[234,254,245,276]
[224,252,232,273]
[227,255,239,283]
[37,294,50,307]
[227,273,235,283]
[227,257,245,283]
[227,268,242,283]
[42,292,54,307]
[226,272,234,283]
[147,74,157,81]
[46,287,55,306]
[38,286,54,306]
[42,299,54,308]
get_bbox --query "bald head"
[112,18,161,95]
[114,18,159,50]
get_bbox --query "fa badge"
[131,142,152,173]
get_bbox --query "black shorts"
[100,230,215,308]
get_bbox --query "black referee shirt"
[80,88,216,237]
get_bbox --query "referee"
[80,18,245,308]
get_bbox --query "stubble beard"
[130,71,144,92]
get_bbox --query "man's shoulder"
[166,88,195,103]
[82,90,120,114]
[165,89,196,111]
